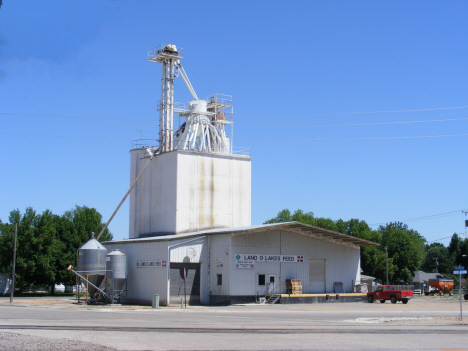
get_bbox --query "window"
[217,274,222,286]
[375,287,382,293]
[258,274,266,286]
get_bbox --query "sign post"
[453,266,466,320]
[184,268,187,309]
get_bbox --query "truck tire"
[449,291,454,296]
[439,291,444,297]
[402,299,409,304]
[367,295,374,303]
[390,295,397,304]
[380,300,385,303]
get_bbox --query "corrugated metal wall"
[208,234,232,296]
[104,229,361,305]
[230,230,360,296]
[104,241,169,305]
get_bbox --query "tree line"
[0,206,112,293]
[265,209,468,284]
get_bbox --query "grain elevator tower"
[129,44,251,238]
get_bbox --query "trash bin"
[152,294,159,308]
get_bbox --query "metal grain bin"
[78,236,107,273]
[78,234,107,296]
[106,250,127,291]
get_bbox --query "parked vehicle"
[367,285,414,304]
[425,278,454,296]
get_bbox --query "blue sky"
[1,1,467,245]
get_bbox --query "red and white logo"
[297,256,303,262]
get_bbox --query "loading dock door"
[309,259,326,293]
[170,263,200,305]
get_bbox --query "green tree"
[334,218,395,283]
[264,209,338,230]
[0,205,113,292]
[0,208,59,292]
[421,243,453,274]
[448,233,464,267]
[52,205,113,287]
[460,238,468,271]
[380,222,426,283]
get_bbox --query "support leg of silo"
[112,271,114,305]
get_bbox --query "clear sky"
[1,1,467,245]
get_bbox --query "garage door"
[309,259,326,293]
[170,263,200,305]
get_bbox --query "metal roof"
[104,222,379,247]
[80,238,107,250]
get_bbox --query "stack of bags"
[286,279,303,295]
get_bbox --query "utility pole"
[435,258,438,273]
[385,246,389,285]
[10,223,17,303]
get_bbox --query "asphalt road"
[0,296,467,350]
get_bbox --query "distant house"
[0,273,11,295]
[413,271,446,292]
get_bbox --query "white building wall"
[177,152,251,233]
[103,240,169,305]
[129,149,177,238]
[230,231,281,296]
[208,234,232,296]
[129,150,251,238]
[229,230,361,296]
[280,231,360,293]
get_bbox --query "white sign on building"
[235,254,303,264]
[136,259,167,268]
[235,260,254,269]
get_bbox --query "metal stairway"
[264,294,281,304]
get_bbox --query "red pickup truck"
[367,285,413,304]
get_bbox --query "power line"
[3,117,468,129]
[234,105,468,118]
[2,104,468,122]
[235,112,468,123]
[3,132,468,141]
[0,112,155,121]
[0,132,135,140]
[427,233,464,244]
[238,134,468,141]
[235,117,468,129]
[369,211,463,226]
[0,120,157,129]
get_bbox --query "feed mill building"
[102,44,378,306]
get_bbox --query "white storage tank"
[189,99,207,113]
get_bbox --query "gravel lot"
[0,332,117,351]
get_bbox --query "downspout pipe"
[67,265,111,299]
